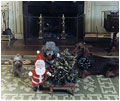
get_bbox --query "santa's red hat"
[34,50,44,64]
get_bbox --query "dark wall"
[23,1,84,17]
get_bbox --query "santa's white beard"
[35,67,45,76]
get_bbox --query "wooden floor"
[1,39,119,56]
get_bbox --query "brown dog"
[72,42,91,58]
[72,42,119,78]
[72,42,91,78]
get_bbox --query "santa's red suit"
[29,50,51,87]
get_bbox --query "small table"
[1,34,14,47]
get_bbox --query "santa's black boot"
[39,85,43,91]
[33,87,38,92]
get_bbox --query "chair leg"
[8,34,15,47]
[8,35,11,47]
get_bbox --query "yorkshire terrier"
[10,54,24,77]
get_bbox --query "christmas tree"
[46,49,78,86]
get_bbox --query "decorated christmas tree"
[46,49,78,86]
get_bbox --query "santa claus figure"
[28,50,52,91]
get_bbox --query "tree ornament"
[78,57,92,70]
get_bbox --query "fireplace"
[23,1,84,45]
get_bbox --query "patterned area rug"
[1,55,119,100]
[1,65,119,100]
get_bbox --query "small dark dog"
[72,42,119,78]
[41,41,59,64]
[10,54,24,77]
